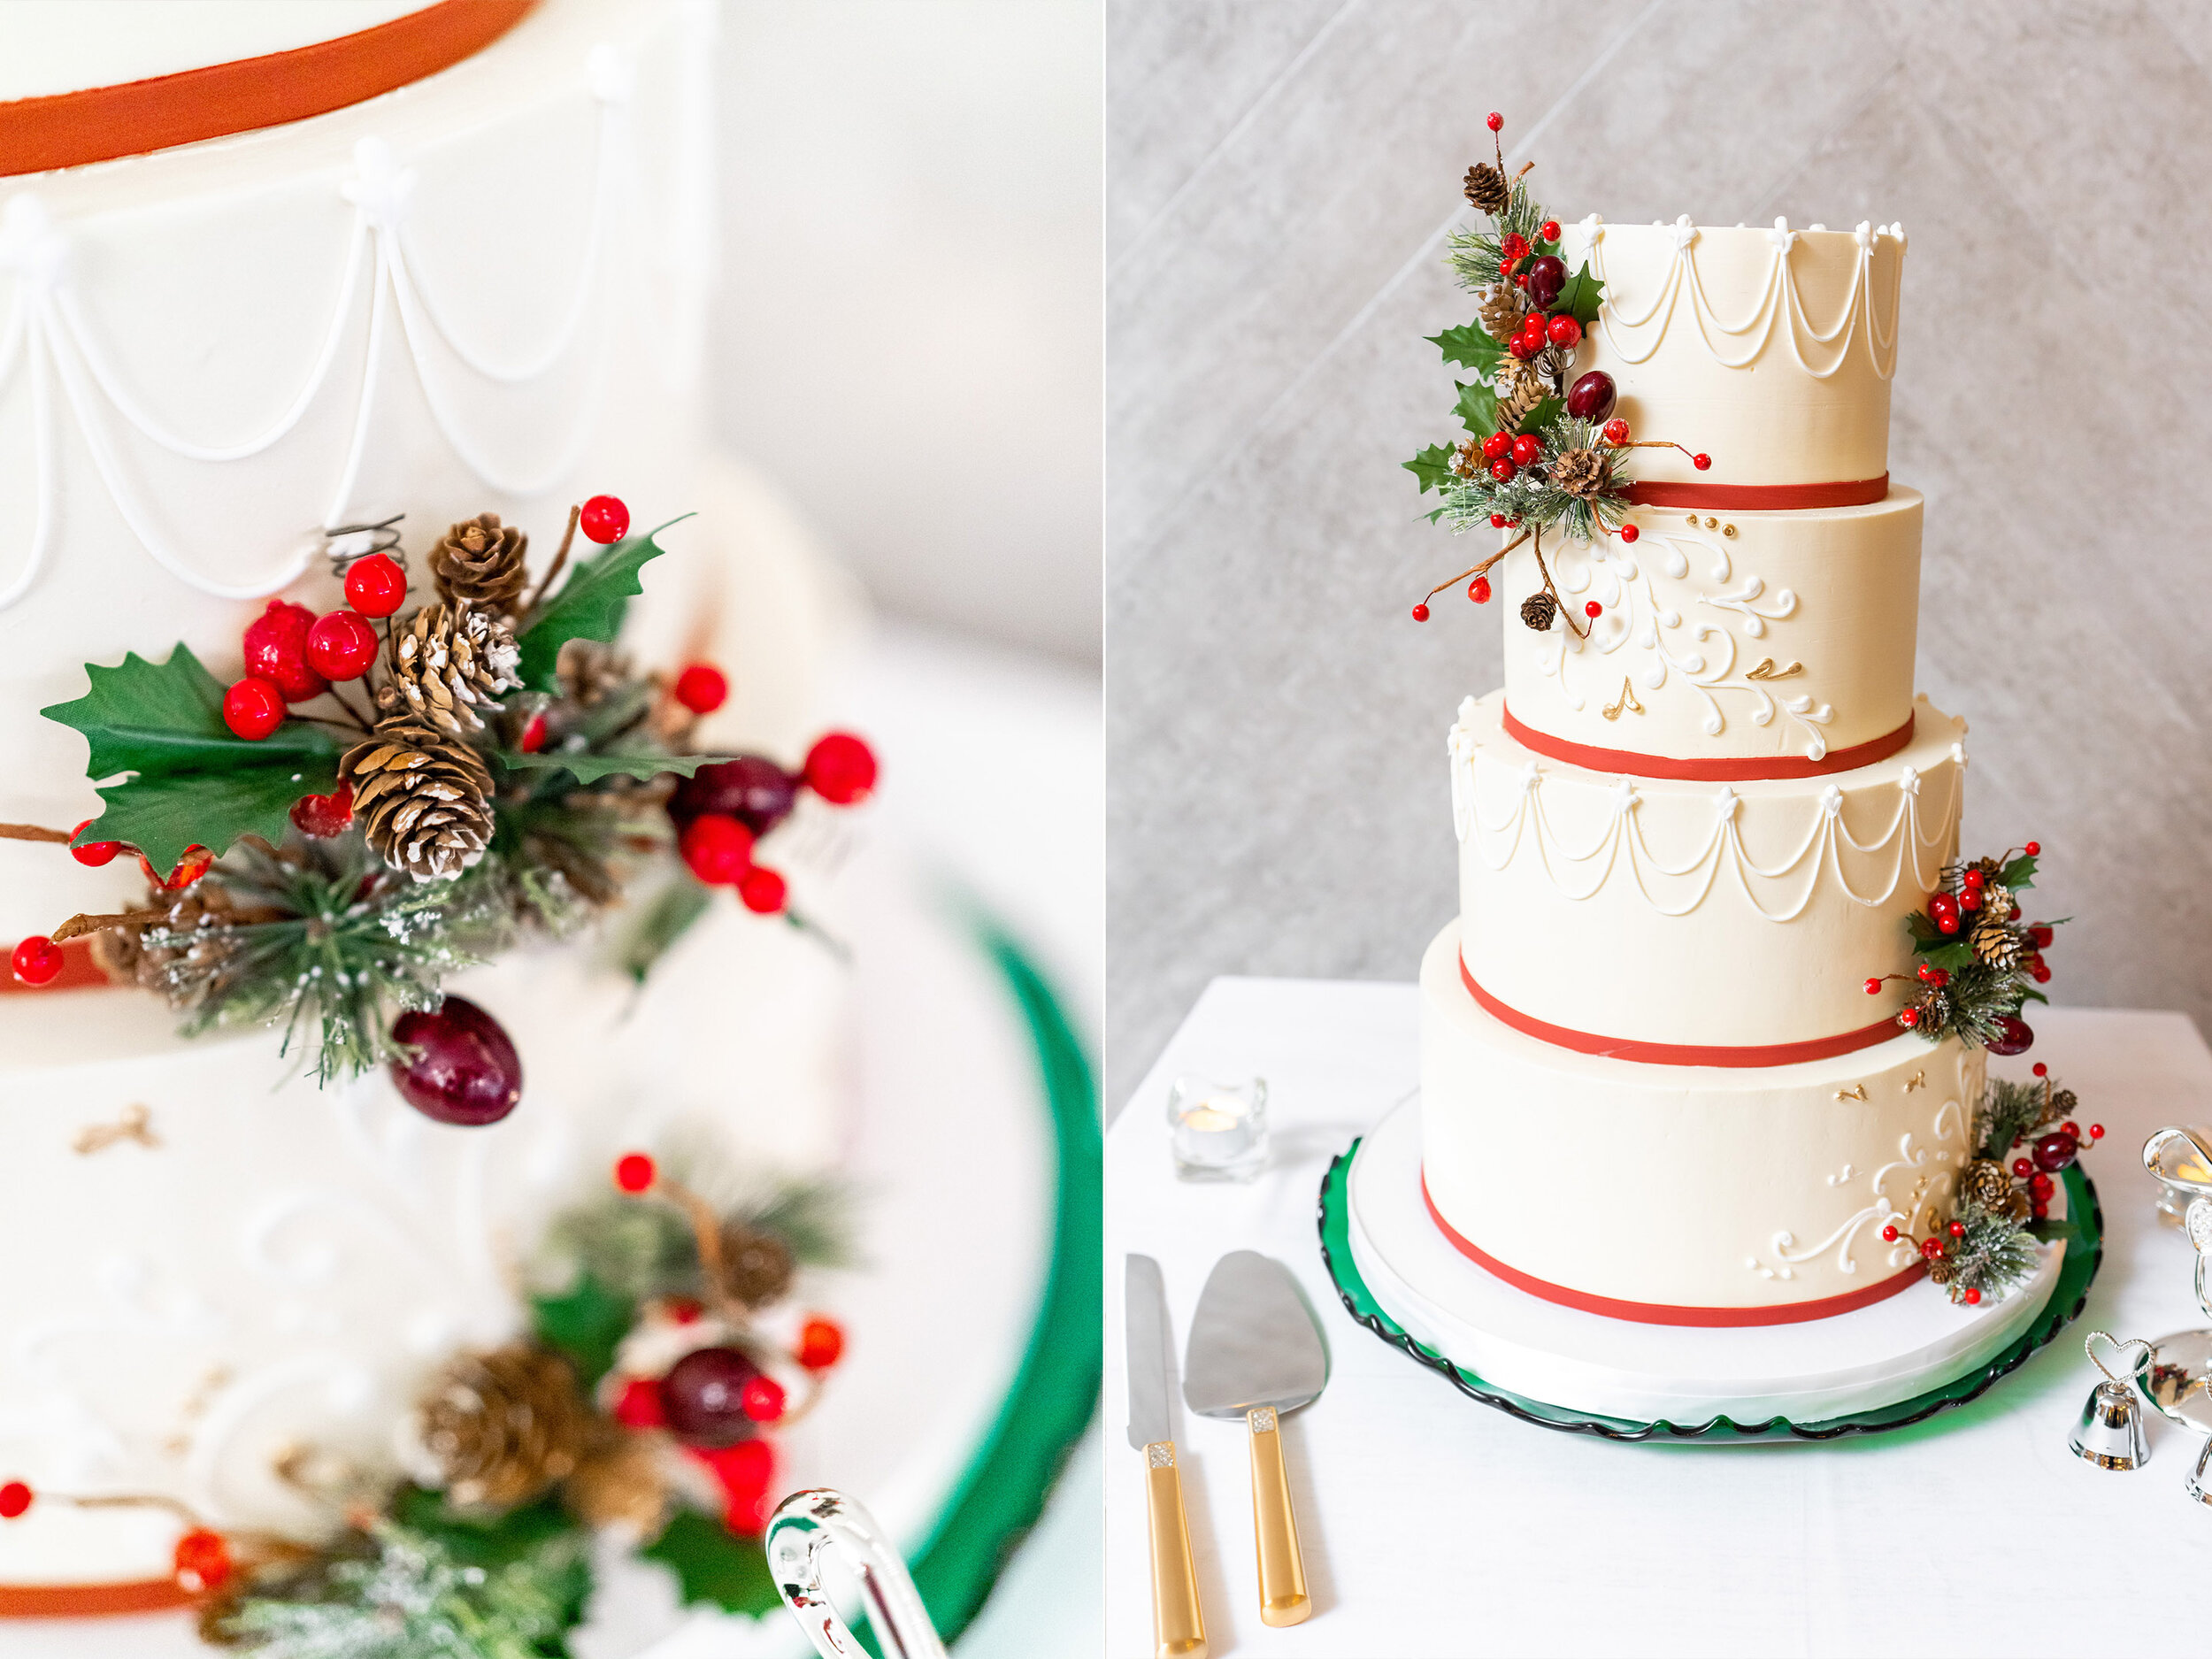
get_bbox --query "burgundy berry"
[1526,254,1567,309]
[668,756,799,837]
[1985,1016,2034,1056]
[388,996,523,1125]
[1565,371,1616,423]
[2032,1131,2078,1173]
[661,1346,765,1448]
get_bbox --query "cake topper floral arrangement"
[0,1144,857,1646]
[1863,843,2064,1055]
[1402,111,1710,632]
[2,495,877,1110]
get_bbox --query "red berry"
[1509,434,1541,468]
[68,820,120,867]
[1502,238,1531,265]
[1584,601,1601,619]
[222,676,287,740]
[2013,1157,2033,1178]
[2030,925,2054,949]
[1546,313,1582,349]
[173,1528,232,1593]
[1919,1237,1943,1260]
[1491,457,1517,480]
[680,813,754,887]
[242,599,328,703]
[304,609,378,681]
[612,1375,666,1428]
[1486,111,1503,133]
[580,495,630,544]
[738,865,787,916]
[2008,902,2021,920]
[139,847,211,890]
[2032,1062,2047,1077]
[1488,512,1507,528]
[1863,978,1883,995]
[740,1374,787,1424]
[342,553,407,618]
[666,1296,703,1325]
[0,1481,30,1519]
[673,664,728,715]
[1540,219,1561,242]
[289,781,355,839]
[519,712,549,754]
[1947,1220,1966,1239]
[2029,1171,2055,1201]
[388,997,523,1126]
[803,732,878,806]
[1617,524,1639,543]
[11,937,60,986]
[1602,419,1630,445]
[1964,1287,1982,1305]
[1411,603,1431,622]
[663,1346,766,1448]
[2032,1202,2048,1220]
[796,1316,845,1371]
[1897,1007,1918,1028]
[1508,332,1540,359]
[1879,1225,1898,1242]
[1469,577,1492,604]
[2024,841,2039,856]
[693,1437,775,1532]
[2060,1120,2080,1139]
[1962,867,1985,888]
[614,1152,657,1194]
[1481,431,1512,462]
[1692,453,1712,471]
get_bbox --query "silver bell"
[2071,1379,2151,1469]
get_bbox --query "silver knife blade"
[1125,1254,1176,1448]
[1183,1249,1329,1419]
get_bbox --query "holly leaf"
[529,1273,634,1391]
[1513,395,1563,435]
[641,1508,779,1615]
[514,516,692,692]
[1453,379,1500,437]
[1404,442,1459,495]
[40,646,342,872]
[1999,854,2039,890]
[622,875,713,985]
[1554,262,1606,327]
[495,749,718,786]
[1429,322,1503,375]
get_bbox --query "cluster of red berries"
[1876,1219,1989,1304]
[1477,427,1546,484]
[0,1481,232,1594]
[12,831,217,984]
[670,732,877,917]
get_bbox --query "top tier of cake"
[1563,218,1905,494]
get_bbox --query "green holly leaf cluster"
[514,517,691,692]
[1427,322,1503,375]
[40,646,342,872]
[641,1508,779,1615]
[1553,262,1606,326]
[1403,442,1460,495]
[495,749,718,787]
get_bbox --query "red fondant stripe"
[0,1578,194,1617]
[1628,473,1890,510]
[1501,703,1916,783]
[1458,953,1901,1068]
[0,0,537,178]
[1420,1169,1924,1328]
[0,937,111,995]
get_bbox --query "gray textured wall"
[1104,0,2212,1116]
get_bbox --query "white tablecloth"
[1103,981,2212,1658]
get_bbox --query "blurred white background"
[712,0,1102,666]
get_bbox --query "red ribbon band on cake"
[1420,1170,1924,1327]
[1501,704,1916,783]
[1459,953,1901,1068]
[0,1578,195,1617]
[1626,473,1890,511]
[0,0,538,178]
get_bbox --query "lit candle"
[1167,1076,1269,1182]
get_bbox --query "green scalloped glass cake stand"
[1317,1141,2103,1443]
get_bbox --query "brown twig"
[1421,529,1530,604]
[1530,525,1586,641]
[50,907,165,944]
[0,822,73,845]
[523,504,583,619]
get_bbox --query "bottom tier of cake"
[1419,921,1987,1320]
[1352,1096,2066,1425]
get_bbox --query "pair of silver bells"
[2066,1128,2212,1499]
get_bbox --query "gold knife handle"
[1144,1441,1207,1658]
[1246,1406,1311,1626]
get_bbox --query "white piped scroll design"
[1535,519,1835,758]
[1446,719,1960,923]
[0,45,649,614]
[1749,1058,1970,1283]
[1569,214,1904,380]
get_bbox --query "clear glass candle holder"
[1167,1075,1269,1183]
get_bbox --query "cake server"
[1125,1254,1206,1658]
[1184,1249,1326,1628]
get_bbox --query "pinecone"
[1550,447,1609,500]
[342,719,496,881]
[430,512,530,611]
[412,1342,588,1515]
[718,1220,796,1310]
[1479,285,1525,343]
[379,603,521,737]
[1463,162,1509,216]
[1969,912,2028,970]
[1958,1159,2015,1211]
[1495,359,1549,431]
[556,639,634,709]
[1925,1256,1956,1288]
[2048,1087,2079,1122]
[1519,591,1558,632]
[1451,437,1484,480]
[565,1425,669,1538]
[92,887,234,996]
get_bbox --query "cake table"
[1103,978,2212,1657]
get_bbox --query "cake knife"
[1183,1249,1326,1628]
[1125,1254,1206,1658]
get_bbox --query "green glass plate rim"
[1316,1134,2103,1443]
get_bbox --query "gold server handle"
[1144,1441,1207,1658]
[1246,1406,1311,1627]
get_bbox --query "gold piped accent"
[1903,1070,1925,1093]
[1722,522,1737,538]
[73,1103,157,1155]
[1703,516,1718,530]
[1834,1084,1869,1102]
[1744,658,1804,681]
[1601,677,1644,721]
[1685,512,1699,524]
